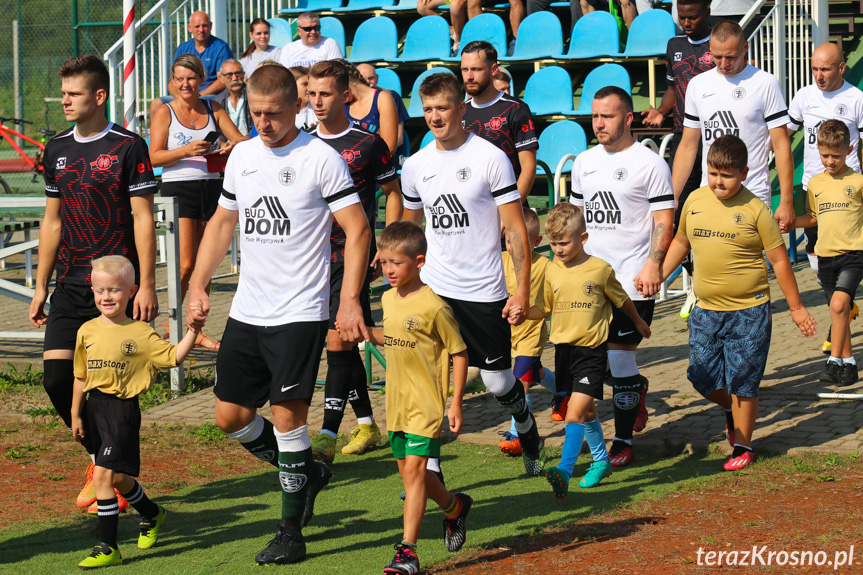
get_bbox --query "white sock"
[357,416,374,425]
[807,253,819,275]
[226,414,265,443]
[843,357,856,365]
[275,424,311,452]
[90,453,96,464]
[608,350,639,378]
[612,436,632,446]
[426,457,441,472]
[481,369,516,395]
[829,356,843,364]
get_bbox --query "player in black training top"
[29,55,158,512]
[641,0,713,226]
[461,41,538,201]
[306,60,402,465]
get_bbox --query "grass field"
[0,441,728,574]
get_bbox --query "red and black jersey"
[42,123,157,286]
[310,124,398,263]
[462,92,538,178]
[666,33,714,133]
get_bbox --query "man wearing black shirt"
[306,60,402,465]
[461,41,538,201]
[30,55,158,510]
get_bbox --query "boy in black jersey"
[306,60,403,464]
[30,55,158,512]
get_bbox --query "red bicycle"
[0,117,55,194]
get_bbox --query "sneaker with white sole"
[722,449,754,471]
[442,493,472,552]
[578,460,612,488]
[608,440,633,468]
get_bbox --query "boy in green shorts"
[361,221,472,574]
[498,207,560,457]
[71,256,198,568]
[796,120,863,385]
[656,135,817,471]
[514,203,650,498]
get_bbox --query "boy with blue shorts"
[358,222,472,574]
[497,208,559,456]
[796,120,863,386]
[515,203,650,498]
[656,135,817,471]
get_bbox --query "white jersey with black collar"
[683,64,788,205]
[220,130,358,326]
[401,133,520,302]
[571,140,675,301]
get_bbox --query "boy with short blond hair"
[519,203,650,499]
[71,256,197,569]
[361,221,472,574]
[658,134,817,471]
[498,208,559,457]
[797,120,863,385]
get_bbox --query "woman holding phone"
[149,54,245,349]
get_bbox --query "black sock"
[496,382,531,424]
[97,498,120,548]
[611,375,642,441]
[725,410,734,431]
[121,479,159,519]
[322,350,353,435]
[731,444,753,458]
[42,359,75,428]
[346,348,373,420]
[279,449,311,525]
[240,418,280,468]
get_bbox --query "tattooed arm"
[633,208,674,298]
[499,200,532,325]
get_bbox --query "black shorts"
[87,390,142,477]
[214,318,328,408]
[440,296,511,371]
[555,342,607,400]
[44,282,133,352]
[669,132,704,231]
[328,262,374,330]
[160,179,222,221]
[608,300,654,345]
[819,251,863,299]
[805,226,818,254]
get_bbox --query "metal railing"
[103,0,284,131]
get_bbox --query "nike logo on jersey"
[281,383,300,392]
[242,169,258,176]
[806,104,820,109]
[691,210,702,215]
[423,174,437,182]
[815,192,823,197]
[553,287,561,293]
[485,356,503,364]
[407,441,424,448]
[702,93,715,98]
[583,170,597,176]
[617,330,635,337]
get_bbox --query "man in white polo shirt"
[277,12,343,69]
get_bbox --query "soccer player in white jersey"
[571,86,675,468]
[186,65,371,566]
[672,21,797,232]
[401,73,548,477]
[787,42,863,353]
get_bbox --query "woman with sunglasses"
[240,18,280,80]
[149,55,246,349]
[277,12,343,69]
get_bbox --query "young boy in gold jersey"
[796,120,863,385]
[498,208,560,457]
[656,135,817,471]
[356,222,472,574]
[71,256,198,568]
[514,203,650,499]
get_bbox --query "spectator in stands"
[148,11,233,120]
[493,67,513,95]
[357,64,410,160]
[527,0,582,33]
[290,66,317,130]
[338,60,399,155]
[240,18,280,79]
[218,59,253,136]
[419,0,525,56]
[277,12,342,68]
[149,54,247,350]
[461,41,537,201]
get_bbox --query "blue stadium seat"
[443,13,506,61]
[267,18,293,49]
[622,9,676,57]
[573,63,631,115]
[280,0,342,15]
[320,17,346,55]
[333,0,385,12]
[523,66,575,116]
[380,0,420,11]
[407,67,457,117]
[392,16,450,62]
[420,130,435,149]
[375,68,402,95]
[535,121,587,175]
[499,12,564,61]
[561,12,621,59]
[348,17,398,62]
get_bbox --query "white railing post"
[160,4,170,96]
[123,0,138,132]
[107,54,118,124]
[158,197,186,395]
[212,0,228,39]
[774,0,787,100]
